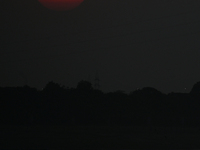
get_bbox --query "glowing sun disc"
[38,0,84,11]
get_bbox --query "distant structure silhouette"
[20,72,28,86]
[94,71,100,90]
[87,74,91,83]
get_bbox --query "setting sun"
[38,0,84,11]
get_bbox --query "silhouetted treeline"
[1,80,200,127]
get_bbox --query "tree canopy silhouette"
[1,80,200,127]
[190,81,200,94]
[76,80,93,91]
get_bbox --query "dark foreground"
[1,125,200,149]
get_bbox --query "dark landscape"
[2,0,200,149]
[1,81,200,149]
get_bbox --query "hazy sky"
[1,0,200,94]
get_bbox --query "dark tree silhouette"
[76,80,93,91]
[42,81,65,93]
[190,81,200,94]
[1,80,200,127]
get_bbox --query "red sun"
[38,0,84,11]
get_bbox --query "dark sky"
[1,0,200,94]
